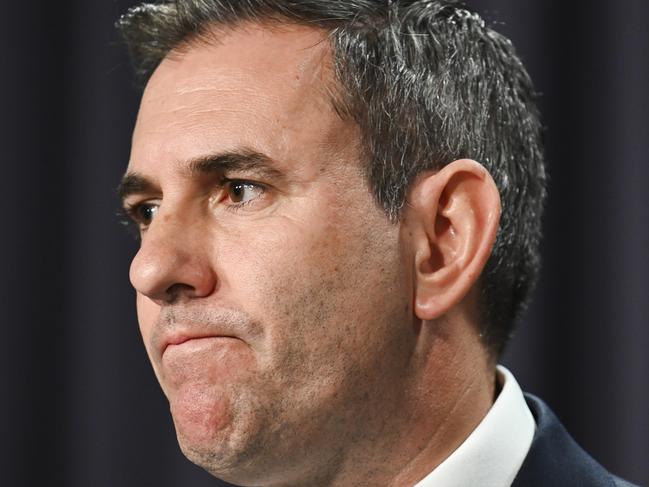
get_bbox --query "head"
[117,1,545,485]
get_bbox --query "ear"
[405,159,501,321]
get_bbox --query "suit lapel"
[511,394,616,487]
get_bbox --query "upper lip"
[158,329,239,356]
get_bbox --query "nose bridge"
[129,205,215,303]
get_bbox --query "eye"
[137,203,159,224]
[225,181,266,206]
[125,202,159,228]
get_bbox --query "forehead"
[130,23,353,175]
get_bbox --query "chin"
[167,382,233,453]
[173,404,241,475]
[175,415,272,487]
[170,388,265,480]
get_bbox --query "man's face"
[126,24,417,484]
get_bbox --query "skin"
[124,22,501,487]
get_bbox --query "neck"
[256,309,496,487]
[390,356,496,486]
[321,318,496,487]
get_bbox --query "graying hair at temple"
[117,0,547,358]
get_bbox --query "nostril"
[130,248,217,303]
[128,222,217,302]
[164,283,198,304]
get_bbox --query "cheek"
[225,216,345,296]
[227,209,402,354]
[213,215,322,292]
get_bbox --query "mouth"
[152,308,257,360]
[162,334,240,355]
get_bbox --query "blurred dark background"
[1,1,647,486]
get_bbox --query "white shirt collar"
[414,365,535,487]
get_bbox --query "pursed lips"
[160,332,241,357]
[150,309,259,359]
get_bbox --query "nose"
[129,214,216,304]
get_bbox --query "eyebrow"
[118,149,284,205]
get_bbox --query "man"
[116,1,636,485]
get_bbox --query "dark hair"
[117,0,546,358]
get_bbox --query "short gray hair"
[118,0,547,358]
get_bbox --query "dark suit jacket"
[511,394,639,487]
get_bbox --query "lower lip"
[164,336,239,354]
[160,336,248,385]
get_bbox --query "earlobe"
[406,159,501,321]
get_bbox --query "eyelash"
[119,179,268,234]
[221,178,267,212]
[120,202,158,237]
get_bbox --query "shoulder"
[512,394,639,487]
[613,477,640,487]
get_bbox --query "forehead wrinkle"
[171,69,269,96]
[143,86,277,115]
[133,22,360,186]
[145,22,337,113]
